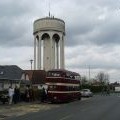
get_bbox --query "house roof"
[25,70,46,84]
[0,65,23,80]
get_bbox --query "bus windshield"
[47,70,81,80]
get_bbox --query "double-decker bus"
[45,69,81,103]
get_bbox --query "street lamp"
[30,59,33,70]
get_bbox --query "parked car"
[81,89,93,97]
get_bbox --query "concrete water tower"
[33,17,65,71]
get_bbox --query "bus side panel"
[47,92,81,103]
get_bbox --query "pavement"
[0,98,89,120]
[0,102,59,120]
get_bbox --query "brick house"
[25,70,47,89]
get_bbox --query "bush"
[80,84,104,93]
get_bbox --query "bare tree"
[96,72,109,85]
[81,76,88,85]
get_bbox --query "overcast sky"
[0,0,120,83]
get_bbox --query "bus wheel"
[78,96,81,100]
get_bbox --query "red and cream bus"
[45,69,81,103]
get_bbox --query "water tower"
[33,17,65,71]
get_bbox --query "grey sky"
[0,0,120,82]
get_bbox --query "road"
[5,95,120,120]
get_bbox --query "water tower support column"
[60,35,64,69]
[38,34,41,69]
[34,36,37,70]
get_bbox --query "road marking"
[59,115,72,120]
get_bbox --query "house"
[0,65,29,90]
[25,70,47,89]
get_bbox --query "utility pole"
[89,65,90,81]
[30,59,33,70]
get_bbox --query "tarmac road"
[2,95,120,120]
